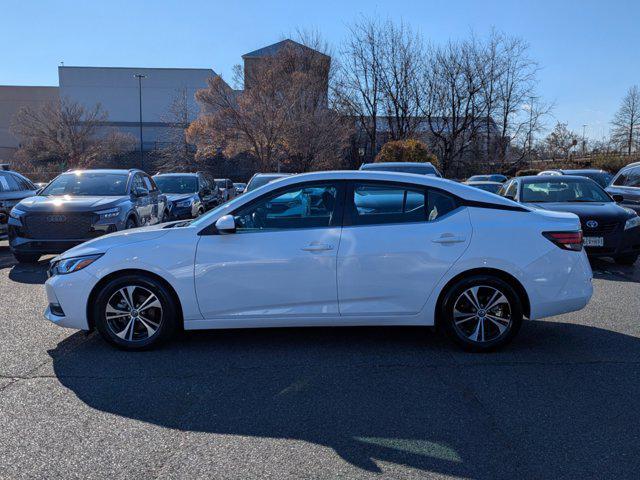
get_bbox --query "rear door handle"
[432,233,466,244]
[302,243,334,252]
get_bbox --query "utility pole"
[134,74,147,170]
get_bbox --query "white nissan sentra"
[44,171,593,351]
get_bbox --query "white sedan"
[44,171,593,351]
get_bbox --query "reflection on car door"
[194,181,344,321]
[142,174,162,224]
[337,182,472,316]
[131,174,152,225]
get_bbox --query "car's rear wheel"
[13,252,40,263]
[93,275,177,350]
[614,253,638,266]
[441,275,523,352]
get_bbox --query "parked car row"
[4,168,242,263]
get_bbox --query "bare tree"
[188,38,349,172]
[156,88,200,172]
[419,39,483,176]
[611,85,640,155]
[11,98,134,169]
[334,17,384,160]
[544,122,579,159]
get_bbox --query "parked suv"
[0,169,39,239]
[214,178,237,202]
[8,169,166,263]
[606,162,640,214]
[153,172,220,220]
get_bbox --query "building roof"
[242,39,329,59]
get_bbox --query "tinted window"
[40,172,129,196]
[613,167,640,187]
[521,180,611,203]
[234,183,339,231]
[132,174,146,192]
[473,183,502,194]
[12,173,35,191]
[427,190,458,220]
[155,176,198,194]
[0,172,22,192]
[246,175,287,192]
[505,182,517,199]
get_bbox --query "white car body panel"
[43,170,593,334]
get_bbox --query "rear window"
[0,172,22,192]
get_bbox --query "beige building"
[0,85,58,161]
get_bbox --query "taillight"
[543,231,583,251]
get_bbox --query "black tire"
[13,252,41,263]
[125,216,137,229]
[614,253,638,266]
[93,274,178,350]
[441,275,523,352]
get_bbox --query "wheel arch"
[434,267,531,328]
[86,269,184,331]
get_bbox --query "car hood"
[16,195,126,212]
[526,202,633,221]
[165,193,196,203]
[54,222,171,260]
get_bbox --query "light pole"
[134,74,146,170]
[582,124,587,156]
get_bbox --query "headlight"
[625,216,640,230]
[49,254,103,276]
[9,207,26,220]
[96,207,121,220]
[175,199,193,208]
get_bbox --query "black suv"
[153,172,221,220]
[606,162,640,215]
[0,169,39,239]
[8,169,167,263]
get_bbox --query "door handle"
[302,243,334,252]
[432,233,466,244]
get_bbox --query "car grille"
[23,213,95,239]
[581,220,619,235]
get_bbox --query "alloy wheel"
[452,285,512,344]
[105,286,163,342]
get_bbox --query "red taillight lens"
[543,231,583,251]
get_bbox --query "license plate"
[583,236,604,247]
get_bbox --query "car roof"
[361,162,434,167]
[517,175,596,183]
[243,170,522,207]
[252,173,292,177]
[153,172,198,177]
[65,169,138,175]
[557,169,607,174]
[465,180,503,185]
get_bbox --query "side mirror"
[215,214,236,234]
[612,194,624,203]
[132,187,149,197]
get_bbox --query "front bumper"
[8,222,118,255]
[583,226,640,258]
[167,206,195,220]
[44,268,97,330]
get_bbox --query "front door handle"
[302,243,334,252]
[432,233,466,244]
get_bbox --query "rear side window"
[613,167,640,187]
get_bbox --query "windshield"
[246,175,286,192]
[361,164,438,176]
[521,179,611,203]
[40,172,128,196]
[154,176,198,194]
[569,172,612,188]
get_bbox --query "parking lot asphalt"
[0,240,639,480]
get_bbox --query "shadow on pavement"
[50,322,640,478]
[8,261,48,284]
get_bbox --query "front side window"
[233,183,339,232]
[613,167,640,187]
[40,172,129,196]
[0,172,21,192]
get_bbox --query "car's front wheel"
[13,252,41,264]
[93,274,177,350]
[441,275,523,352]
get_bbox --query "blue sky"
[2,0,638,139]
